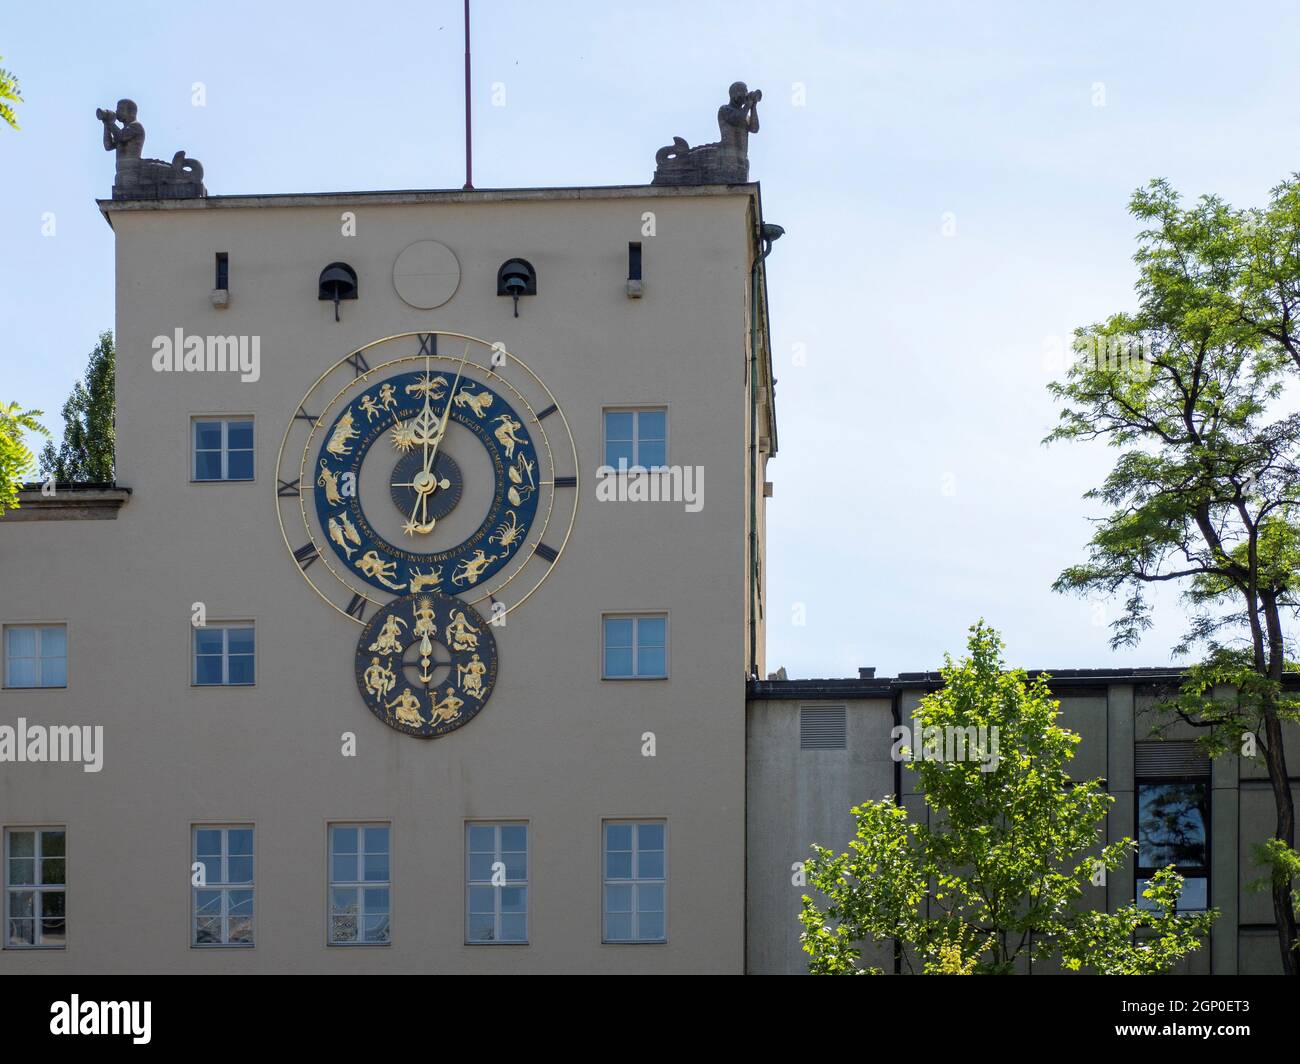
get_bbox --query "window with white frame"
[4,828,66,949]
[329,824,390,945]
[603,408,666,470]
[192,826,254,946]
[4,625,67,689]
[193,417,254,482]
[602,615,666,679]
[466,823,528,944]
[193,624,255,686]
[602,821,665,943]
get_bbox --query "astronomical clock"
[275,332,577,738]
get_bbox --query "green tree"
[0,57,21,130]
[1047,177,1300,974]
[0,403,47,513]
[799,622,1215,975]
[40,331,116,483]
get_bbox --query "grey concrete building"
[747,671,1300,974]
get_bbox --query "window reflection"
[1136,781,1208,912]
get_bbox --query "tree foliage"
[40,331,116,483]
[800,622,1214,974]
[0,403,47,513]
[1047,176,1300,973]
[0,57,21,130]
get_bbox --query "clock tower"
[0,96,777,972]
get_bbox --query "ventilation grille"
[1135,740,1210,778]
[800,705,847,750]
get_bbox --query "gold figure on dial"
[429,687,465,725]
[367,614,407,655]
[363,657,397,700]
[386,687,426,728]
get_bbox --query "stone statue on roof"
[653,82,761,186]
[97,99,206,200]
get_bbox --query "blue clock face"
[313,366,541,597]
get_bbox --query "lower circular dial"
[355,591,498,739]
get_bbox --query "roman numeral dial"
[276,331,577,624]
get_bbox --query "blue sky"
[3,1,1299,678]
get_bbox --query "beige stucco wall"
[0,186,764,973]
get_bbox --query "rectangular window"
[215,252,229,290]
[193,624,255,686]
[602,614,667,679]
[4,828,66,949]
[329,824,390,945]
[193,417,253,482]
[192,826,254,946]
[1136,780,1209,912]
[3,625,67,689]
[603,821,665,943]
[603,408,666,470]
[466,822,528,944]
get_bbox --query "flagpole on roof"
[462,0,474,190]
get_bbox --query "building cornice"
[746,667,1300,700]
[98,182,760,224]
[1,484,132,521]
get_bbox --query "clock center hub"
[389,449,464,528]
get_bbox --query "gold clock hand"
[423,348,470,478]
[408,473,434,529]
[394,478,451,488]
[413,354,436,465]
[400,355,448,534]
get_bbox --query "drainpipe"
[749,256,760,677]
[749,221,784,677]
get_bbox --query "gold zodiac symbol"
[493,415,525,458]
[359,394,382,422]
[368,614,407,655]
[452,549,496,587]
[489,510,524,550]
[386,687,426,727]
[428,687,464,725]
[453,386,493,419]
[409,566,443,592]
[456,653,488,700]
[355,551,407,591]
[326,409,360,457]
[406,373,447,399]
[444,610,480,652]
[377,383,398,412]
[317,460,343,505]
[328,515,356,559]
[363,656,397,700]
[507,453,536,506]
[338,511,361,547]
